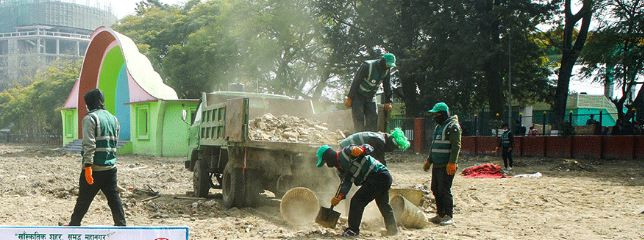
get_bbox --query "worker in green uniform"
[344,53,396,132]
[317,144,398,237]
[496,123,514,171]
[338,127,410,165]
[423,102,461,226]
[66,88,126,226]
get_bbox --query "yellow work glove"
[384,103,393,112]
[331,194,344,207]
[423,159,430,172]
[84,166,94,185]
[447,163,458,176]
[344,97,352,108]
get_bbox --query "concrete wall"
[63,100,197,157]
[160,101,197,157]
[462,136,644,160]
[129,100,197,157]
[60,108,78,145]
[130,101,160,155]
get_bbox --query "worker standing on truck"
[338,127,410,165]
[65,89,126,226]
[316,144,398,237]
[344,53,396,132]
[423,102,461,226]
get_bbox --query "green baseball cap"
[428,102,449,113]
[382,53,396,68]
[316,145,331,167]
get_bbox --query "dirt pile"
[551,159,596,172]
[0,145,643,239]
[249,113,343,144]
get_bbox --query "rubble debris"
[249,113,344,144]
[551,159,596,172]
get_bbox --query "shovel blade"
[315,206,341,229]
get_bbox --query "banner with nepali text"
[0,226,188,240]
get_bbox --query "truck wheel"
[193,160,210,198]
[222,165,245,208]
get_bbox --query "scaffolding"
[0,0,116,90]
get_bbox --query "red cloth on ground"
[461,163,507,178]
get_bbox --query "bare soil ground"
[0,144,642,239]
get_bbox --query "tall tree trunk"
[553,0,593,129]
[634,86,644,122]
[481,0,504,119]
[399,63,419,116]
[398,0,420,116]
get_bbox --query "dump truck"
[183,91,340,208]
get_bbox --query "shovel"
[315,185,342,229]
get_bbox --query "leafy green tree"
[117,0,332,99]
[314,0,553,118]
[0,60,81,133]
[580,0,643,122]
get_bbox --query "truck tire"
[222,164,245,208]
[193,159,210,198]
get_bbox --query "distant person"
[529,125,539,136]
[345,53,396,132]
[586,114,599,126]
[496,123,514,171]
[515,119,525,136]
[423,102,461,226]
[65,89,126,226]
[338,128,410,165]
[316,144,398,237]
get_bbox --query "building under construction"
[0,0,116,90]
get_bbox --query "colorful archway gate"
[62,27,178,140]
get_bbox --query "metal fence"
[391,111,643,138]
[460,111,642,136]
[0,131,62,145]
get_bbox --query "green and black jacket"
[81,109,120,171]
[339,132,387,164]
[428,115,461,168]
[337,144,387,197]
[348,60,393,103]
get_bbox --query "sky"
[110,0,638,100]
[111,0,185,19]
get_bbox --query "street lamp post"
[508,28,512,131]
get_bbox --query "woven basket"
[280,187,320,225]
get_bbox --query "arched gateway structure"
[61,27,197,156]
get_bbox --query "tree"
[314,0,553,118]
[116,0,332,99]
[115,0,555,115]
[0,60,81,133]
[553,0,594,129]
[581,0,643,123]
